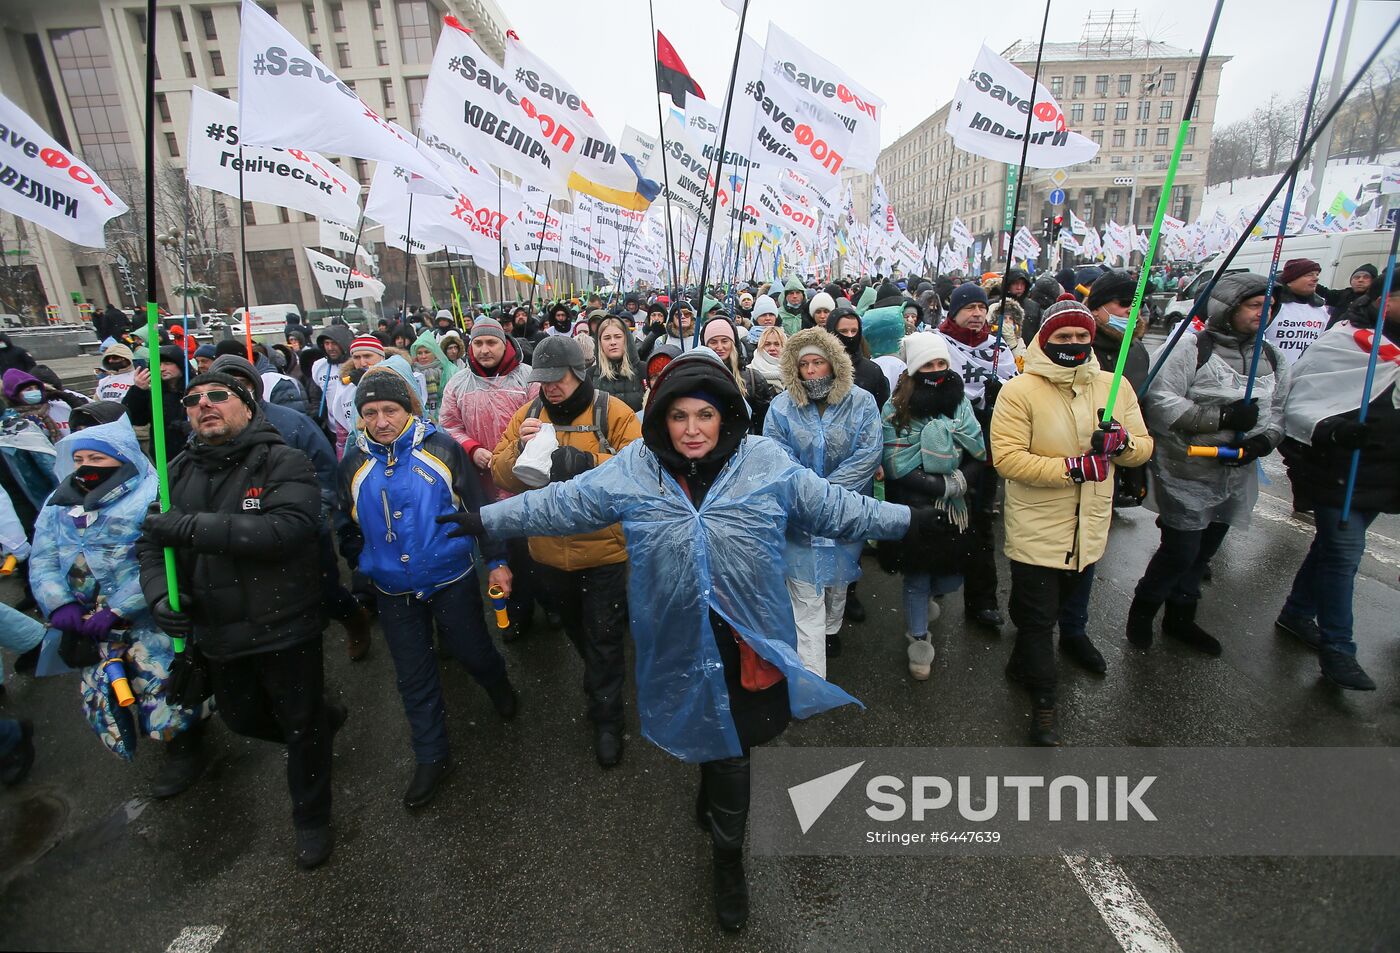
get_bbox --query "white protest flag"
[236,0,445,191]
[187,87,360,224]
[1058,229,1081,253]
[869,174,896,233]
[950,216,974,248]
[1012,225,1040,259]
[505,34,655,211]
[762,24,884,172]
[420,17,581,194]
[366,162,516,274]
[643,114,720,226]
[1068,208,1089,236]
[319,218,359,254]
[305,246,385,301]
[0,91,127,247]
[505,188,565,266]
[947,45,1099,169]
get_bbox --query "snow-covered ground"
[1201,152,1398,221]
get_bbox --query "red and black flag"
[656,31,705,108]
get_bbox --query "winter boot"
[294,825,334,870]
[152,722,206,799]
[484,676,519,720]
[403,759,454,810]
[1319,647,1376,691]
[1059,635,1106,674]
[713,847,749,932]
[906,634,935,680]
[703,756,751,932]
[594,726,624,768]
[1125,595,1160,649]
[344,605,371,661]
[844,583,866,624]
[825,632,843,658]
[0,720,35,787]
[1028,696,1060,747]
[1162,601,1222,656]
[1275,613,1322,651]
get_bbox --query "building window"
[1154,154,1166,165]
[1112,129,1125,148]
[1070,103,1083,123]
[1072,75,1085,96]
[407,76,427,129]
[1138,100,1151,120]
[173,9,188,41]
[311,42,322,59]
[200,8,217,40]
[336,42,350,68]
[376,39,389,66]
[330,2,345,31]
[183,51,196,78]
[259,4,278,19]
[1095,74,1109,95]
[156,93,171,123]
[279,207,291,224]
[244,203,257,226]
[1159,100,1173,120]
[1050,76,1063,96]
[370,0,383,27]
[1115,102,1128,121]
[1163,72,1176,93]
[1156,127,1169,146]
[1091,130,1103,146]
[1186,127,1197,146]
[132,10,147,40]
[396,0,435,64]
[1118,74,1131,95]
[304,2,317,32]
[355,158,370,186]
[1191,102,1200,119]
[1135,128,1148,146]
[165,132,179,156]
[1093,103,1105,122]
[210,50,225,76]
[380,78,396,119]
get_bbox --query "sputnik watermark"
[753,747,1400,856]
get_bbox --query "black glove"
[143,504,198,547]
[151,592,193,637]
[58,628,101,668]
[900,470,946,500]
[436,510,486,540]
[338,531,364,569]
[1328,419,1370,451]
[902,506,943,541]
[550,446,596,482]
[166,647,211,709]
[1234,433,1274,462]
[1218,397,1260,432]
[983,378,1003,407]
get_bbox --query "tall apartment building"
[0,0,510,323]
[874,16,1230,269]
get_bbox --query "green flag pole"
[1102,0,1223,424]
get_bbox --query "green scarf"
[882,397,985,529]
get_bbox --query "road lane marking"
[1253,492,1400,572]
[1062,853,1184,953]
[165,926,225,953]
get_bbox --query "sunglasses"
[181,389,235,408]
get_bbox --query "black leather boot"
[1029,696,1060,747]
[1125,595,1160,648]
[152,721,206,799]
[1162,600,1221,656]
[403,759,454,810]
[703,757,751,931]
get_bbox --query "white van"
[230,304,302,339]
[1164,228,1393,322]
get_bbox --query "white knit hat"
[809,291,836,313]
[752,294,779,318]
[902,332,950,373]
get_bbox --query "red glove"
[1091,418,1131,457]
[1066,454,1110,484]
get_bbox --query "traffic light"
[1052,214,1064,240]
[1042,216,1052,240]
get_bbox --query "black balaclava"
[908,369,965,419]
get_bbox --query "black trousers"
[962,467,1000,612]
[505,536,541,625]
[700,756,750,853]
[206,638,332,830]
[1134,521,1230,606]
[536,562,629,730]
[318,530,358,622]
[1007,559,1097,699]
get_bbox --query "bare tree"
[1357,52,1400,162]
[155,163,234,311]
[0,217,44,322]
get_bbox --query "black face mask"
[914,369,955,388]
[72,464,122,493]
[1044,342,1092,368]
[838,331,862,357]
[908,370,965,419]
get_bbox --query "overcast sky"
[503,0,1398,148]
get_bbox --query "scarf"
[802,376,835,402]
[882,397,986,531]
[749,348,784,387]
[542,377,596,425]
[938,316,989,348]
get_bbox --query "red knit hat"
[1037,293,1096,347]
[1280,258,1321,285]
[350,335,385,354]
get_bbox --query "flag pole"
[400,190,416,320]
[647,2,680,300]
[527,193,553,310]
[1139,14,1399,396]
[991,0,1051,356]
[1241,0,1339,404]
[1340,218,1400,525]
[143,0,184,650]
[236,150,253,362]
[692,0,751,344]
[1100,0,1224,424]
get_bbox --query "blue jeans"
[903,572,963,636]
[1282,505,1377,654]
[0,600,45,689]
[375,573,508,763]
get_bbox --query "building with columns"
[0,0,510,324]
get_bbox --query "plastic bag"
[512,421,557,488]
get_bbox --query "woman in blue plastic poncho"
[28,416,202,792]
[439,349,926,933]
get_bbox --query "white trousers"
[785,577,848,678]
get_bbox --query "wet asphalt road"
[3,361,1400,951]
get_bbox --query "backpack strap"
[525,394,613,455]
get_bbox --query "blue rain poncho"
[481,435,910,763]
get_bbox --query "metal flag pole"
[236,151,253,361]
[691,0,751,343]
[527,192,553,310]
[647,0,680,300]
[1139,14,1399,396]
[1100,0,1224,424]
[1241,0,1339,404]
[990,0,1051,355]
[1339,218,1400,526]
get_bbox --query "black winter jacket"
[137,416,324,660]
[1281,382,1400,515]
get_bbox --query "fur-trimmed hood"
[779,327,854,407]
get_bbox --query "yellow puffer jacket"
[990,336,1153,571]
[491,391,641,571]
